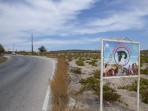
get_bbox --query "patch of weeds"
[71,67,82,74]
[93,70,100,79]
[118,78,148,104]
[79,84,92,92]
[76,59,85,66]
[141,56,148,64]
[103,85,121,102]
[92,54,99,59]
[88,59,97,66]
[140,69,148,75]
[79,77,121,102]
[50,58,69,110]
[79,77,98,85]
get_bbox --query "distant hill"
[141,50,148,56]
[48,50,100,54]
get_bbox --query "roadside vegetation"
[79,70,121,102]
[71,67,82,74]
[0,44,5,56]
[140,55,148,64]
[76,59,85,66]
[86,59,97,66]
[0,56,8,64]
[46,50,148,110]
[50,58,69,111]
[140,52,148,75]
[0,44,7,64]
[140,69,148,75]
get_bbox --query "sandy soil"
[68,59,148,111]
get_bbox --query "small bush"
[140,69,148,75]
[67,57,73,62]
[88,59,97,66]
[76,60,85,66]
[71,67,82,74]
[103,85,121,102]
[141,91,148,104]
[141,56,148,64]
[79,77,121,102]
[79,84,92,92]
[79,77,98,85]
[79,78,86,84]
[93,70,100,79]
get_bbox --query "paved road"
[0,55,55,111]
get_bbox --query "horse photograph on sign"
[103,40,139,77]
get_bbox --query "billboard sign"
[103,39,139,77]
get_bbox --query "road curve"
[0,55,55,111]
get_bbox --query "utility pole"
[31,33,33,55]
[12,43,15,55]
[13,43,14,52]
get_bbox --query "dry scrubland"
[48,52,148,111]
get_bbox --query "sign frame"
[100,38,140,111]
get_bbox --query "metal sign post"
[100,38,140,111]
[100,39,103,111]
[137,44,140,111]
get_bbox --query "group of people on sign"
[103,63,138,77]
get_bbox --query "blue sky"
[0,0,148,51]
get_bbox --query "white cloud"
[62,0,148,35]
[27,37,101,47]
[71,8,148,34]
[0,0,95,46]
[0,0,148,50]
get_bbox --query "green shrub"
[79,77,97,85]
[103,85,121,102]
[140,69,148,75]
[76,60,85,66]
[79,84,92,92]
[141,56,148,64]
[141,91,148,104]
[71,67,82,74]
[93,70,100,79]
[87,59,97,66]
[79,77,121,102]
[79,78,87,84]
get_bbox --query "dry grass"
[0,56,7,64]
[45,53,58,58]
[50,58,69,111]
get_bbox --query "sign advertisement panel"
[100,39,140,111]
[103,40,139,77]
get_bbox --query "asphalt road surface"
[0,55,55,111]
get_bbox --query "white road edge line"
[42,87,50,111]
[42,60,56,111]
